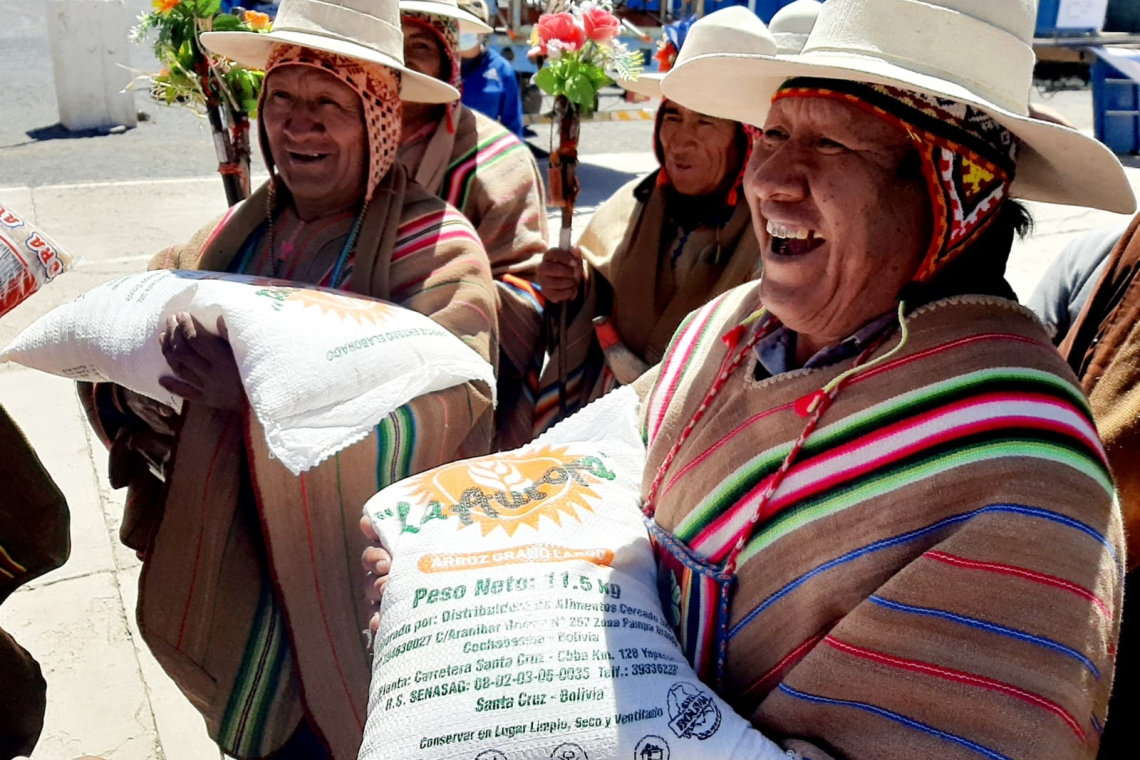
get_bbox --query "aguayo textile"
[399,104,548,449]
[638,281,1123,760]
[533,173,760,436]
[775,78,1020,285]
[79,167,497,760]
[0,404,69,758]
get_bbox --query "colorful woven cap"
[400,0,493,33]
[661,0,1136,214]
[200,0,459,104]
[617,6,776,100]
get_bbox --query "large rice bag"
[0,200,74,319]
[0,270,495,474]
[361,388,789,760]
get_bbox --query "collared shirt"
[753,311,899,379]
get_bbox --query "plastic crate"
[1092,58,1140,154]
[1036,0,1108,36]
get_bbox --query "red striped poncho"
[639,281,1123,760]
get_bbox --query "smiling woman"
[75,2,500,759]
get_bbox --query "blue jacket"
[461,47,525,138]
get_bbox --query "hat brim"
[200,30,459,104]
[615,72,662,100]
[662,51,1137,214]
[399,1,493,33]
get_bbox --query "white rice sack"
[0,200,74,318]
[0,270,495,474]
[361,388,789,760]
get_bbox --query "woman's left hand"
[158,313,245,411]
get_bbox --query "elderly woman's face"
[262,65,367,220]
[658,102,741,197]
[745,96,931,348]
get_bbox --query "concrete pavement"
[1,155,1138,759]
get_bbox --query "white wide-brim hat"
[400,0,493,33]
[769,0,821,55]
[661,0,1136,214]
[618,6,776,101]
[201,0,459,104]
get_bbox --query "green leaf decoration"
[212,14,241,31]
[534,66,559,97]
[195,0,222,18]
[565,73,594,108]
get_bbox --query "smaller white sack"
[0,270,495,473]
[361,388,790,760]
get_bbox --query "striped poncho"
[639,281,1123,760]
[402,106,549,448]
[81,166,497,760]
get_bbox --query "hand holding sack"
[361,388,791,760]
[1,270,495,474]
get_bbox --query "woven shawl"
[640,281,1123,760]
[88,165,496,760]
[400,105,548,451]
[532,176,760,436]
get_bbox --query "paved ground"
[2,7,1140,758]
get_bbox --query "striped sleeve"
[386,193,497,471]
[442,113,548,278]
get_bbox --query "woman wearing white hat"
[394,0,550,451]
[625,0,1133,757]
[79,1,497,758]
[531,6,774,438]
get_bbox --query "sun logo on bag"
[278,288,394,324]
[408,446,617,537]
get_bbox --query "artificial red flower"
[537,12,586,53]
[582,7,620,42]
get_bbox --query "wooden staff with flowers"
[133,0,271,206]
[531,1,640,414]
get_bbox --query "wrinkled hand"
[158,313,244,411]
[360,516,391,636]
[536,245,583,304]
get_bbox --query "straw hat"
[400,0,493,33]
[661,0,1136,213]
[200,0,459,103]
[618,6,776,100]
[769,0,821,55]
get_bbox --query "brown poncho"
[400,104,549,448]
[80,166,496,760]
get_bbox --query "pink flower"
[537,12,586,53]
[582,7,620,42]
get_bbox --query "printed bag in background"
[0,201,74,319]
[361,388,789,760]
[0,269,495,474]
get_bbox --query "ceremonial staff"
[132,0,270,207]
[531,0,640,416]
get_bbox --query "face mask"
[459,32,481,51]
